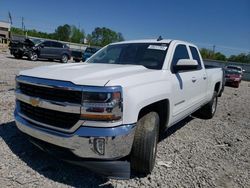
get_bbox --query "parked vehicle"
[10,39,71,63]
[71,49,83,62]
[14,39,224,178]
[82,47,100,61]
[225,65,245,75]
[9,38,42,59]
[31,40,71,63]
[225,69,242,88]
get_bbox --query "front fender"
[122,80,172,124]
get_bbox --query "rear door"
[189,46,207,105]
[49,41,63,58]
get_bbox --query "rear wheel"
[61,54,68,63]
[194,91,218,119]
[131,112,159,175]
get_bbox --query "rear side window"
[190,46,202,69]
[43,41,51,47]
[171,44,190,68]
[51,42,63,48]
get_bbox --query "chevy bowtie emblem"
[30,98,40,107]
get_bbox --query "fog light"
[94,138,105,155]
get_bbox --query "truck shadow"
[159,116,193,142]
[6,56,61,63]
[1,117,194,186]
[0,121,114,188]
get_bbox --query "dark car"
[71,49,83,62]
[82,47,100,61]
[9,39,71,63]
[9,38,41,59]
[225,69,242,88]
[30,40,71,63]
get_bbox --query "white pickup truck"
[14,39,224,178]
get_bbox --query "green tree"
[54,24,71,41]
[10,27,24,35]
[214,52,226,61]
[88,27,124,46]
[70,26,85,43]
[228,53,250,63]
[200,48,214,59]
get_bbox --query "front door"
[170,44,204,124]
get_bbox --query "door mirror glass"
[173,59,198,72]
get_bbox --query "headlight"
[15,76,20,90]
[80,86,122,122]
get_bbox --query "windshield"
[87,43,169,70]
[225,69,241,75]
[226,66,241,71]
[30,38,42,45]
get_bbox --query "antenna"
[157,36,163,41]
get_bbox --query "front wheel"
[131,112,159,175]
[14,53,23,59]
[61,54,68,63]
[234,82,240,88]
[74,59,81,62]
[29,51,38,61]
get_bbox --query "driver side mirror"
[40,43,45,48]
[173,59,199,72]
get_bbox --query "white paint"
[19,39,223,127]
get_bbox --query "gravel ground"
[0,52,249,188]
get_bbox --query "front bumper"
[14,111,136,160]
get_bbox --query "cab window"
[190,46,202,69]
[171,44,190,72]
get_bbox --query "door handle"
[203,76,207,80]
[192,77,197,83]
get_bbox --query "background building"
[0,21,11,44]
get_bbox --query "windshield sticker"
[148,45,168,51]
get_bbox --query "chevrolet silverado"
[14,39,224,178]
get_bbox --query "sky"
[0,0,249,56]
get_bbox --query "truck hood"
[19,63,152,86]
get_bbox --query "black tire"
[234,82,240,88]
[194,91,218,119]
[14,53,23,59]
[28,51,38,61]
[131,112,159,175]
[61,54,68,63]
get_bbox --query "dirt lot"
[0,52,249,187]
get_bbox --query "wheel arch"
[137,99,170,132]
[214,82,221,94]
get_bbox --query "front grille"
[19,101,80,129]
[19,83,82,104]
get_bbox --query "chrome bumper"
[14,111,136,160]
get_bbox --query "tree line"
[11,25,249,63]
[10,24,124,47]
[200,48,250,64]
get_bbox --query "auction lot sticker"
[148,45,168,51]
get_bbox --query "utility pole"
[22,17,25,32]
[8,11,12,25]
[212,45,216,54]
